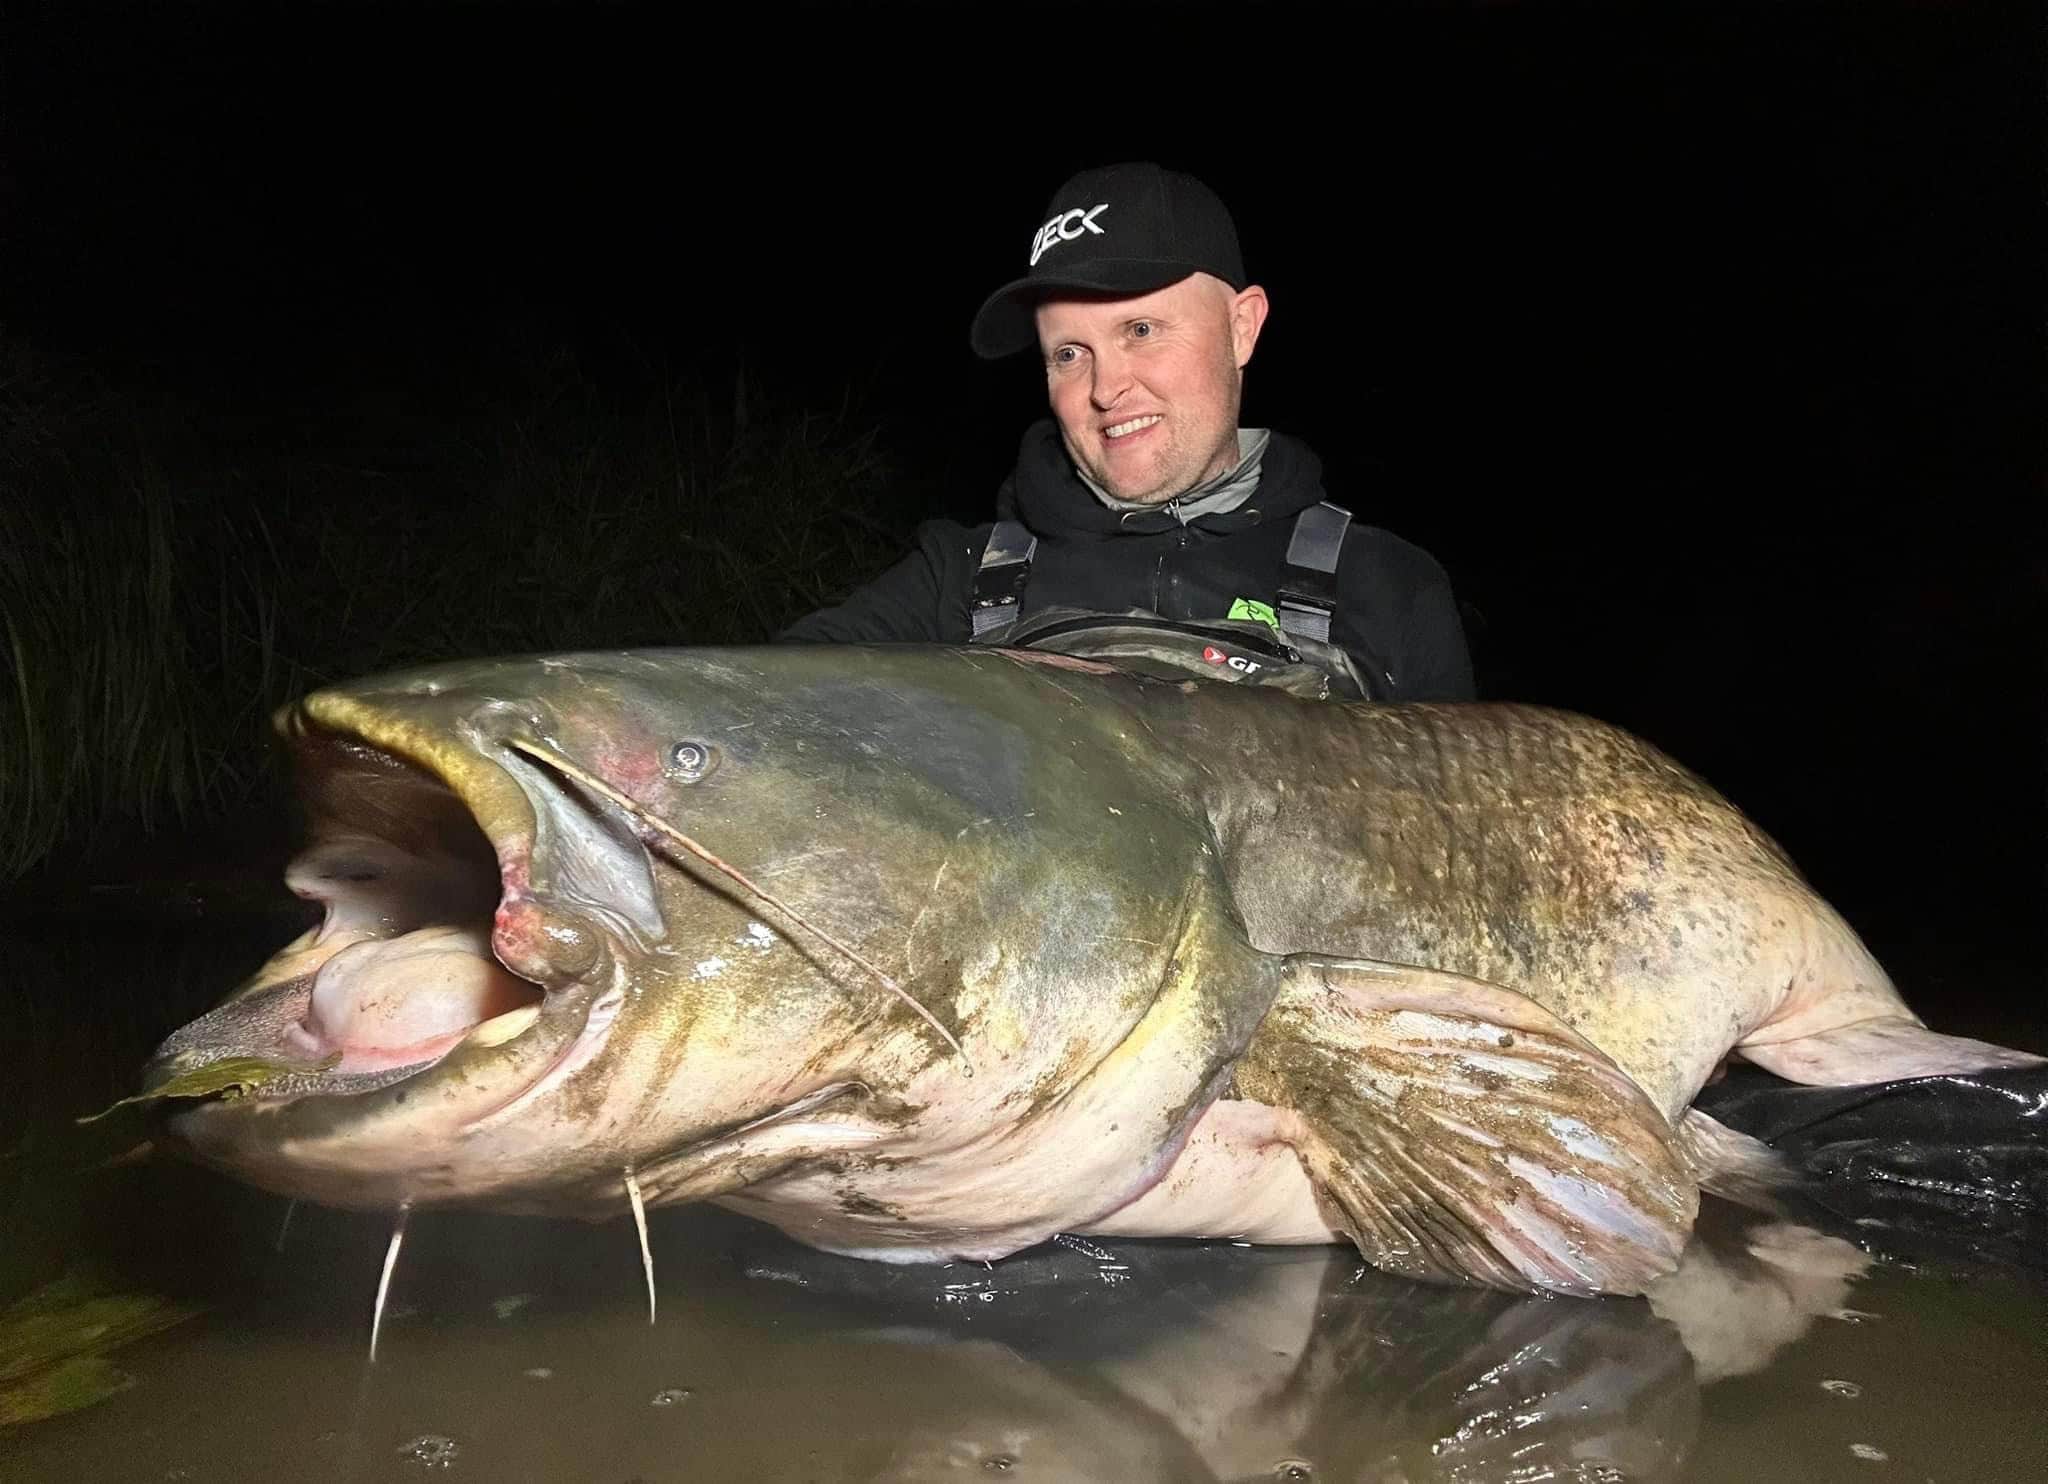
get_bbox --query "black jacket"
[780,420,1476,702]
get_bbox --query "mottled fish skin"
[143,644,2011,1290]
[1160,691,1897,1123]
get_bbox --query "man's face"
[1034,274,1270,505]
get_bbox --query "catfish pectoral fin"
[1236,955,1698,1298]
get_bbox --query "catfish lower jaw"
[146,970,590,1116]
[142,919,558,1108]
[154,979,618,1211]
[154,991,880,1221]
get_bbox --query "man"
[780,161,1476,703]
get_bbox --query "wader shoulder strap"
[971,518,1037,639]
[1276,501,1352,645]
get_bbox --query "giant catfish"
[138,644,2042,1302]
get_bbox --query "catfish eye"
[666,740,718,783]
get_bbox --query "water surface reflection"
[19,1158,2021,1484]
[5,917,2042,1480]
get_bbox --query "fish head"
[143,648,1002,1215]
[142,646,1255,1232]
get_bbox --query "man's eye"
[1052,347,1080,366]
[1130,321,1154,339]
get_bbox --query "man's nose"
[1090,347,1132,409]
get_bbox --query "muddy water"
[5,920,2045,1482]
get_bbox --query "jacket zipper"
[1156,498,1191,611]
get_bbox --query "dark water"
[5,918,2045,1482]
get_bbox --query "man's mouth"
[1103,414,1163,441]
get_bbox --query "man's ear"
[1231,285,1271,368]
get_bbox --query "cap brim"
[968,260,1209,359]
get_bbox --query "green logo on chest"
[1227,597,1282,635]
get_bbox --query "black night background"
[3,2,2042,1072]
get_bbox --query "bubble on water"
[1850,1443,1888,1462]
[492,1294,534,1320]
[1832,1308,1882,1324]
[982,1458,1015,1474]
[1274,1464,1315,1481]
[650,1387,693,1407]
[523,1367,553,1380]
[1823,1379,1864,1398]
[398,1435,460,1469]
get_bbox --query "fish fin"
[1235,955,1696,1297]
[1675,1109,1793,1215]
[1735,1015,2045,1085]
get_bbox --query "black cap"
[969,162,1247,360]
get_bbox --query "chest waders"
[966,502,1383,702]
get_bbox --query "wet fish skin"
[143,645,2042,1297]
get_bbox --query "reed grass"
[0,335,918,887]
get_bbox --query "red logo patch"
[1203,646,1227,664]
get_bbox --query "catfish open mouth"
[142,697,661,1111]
